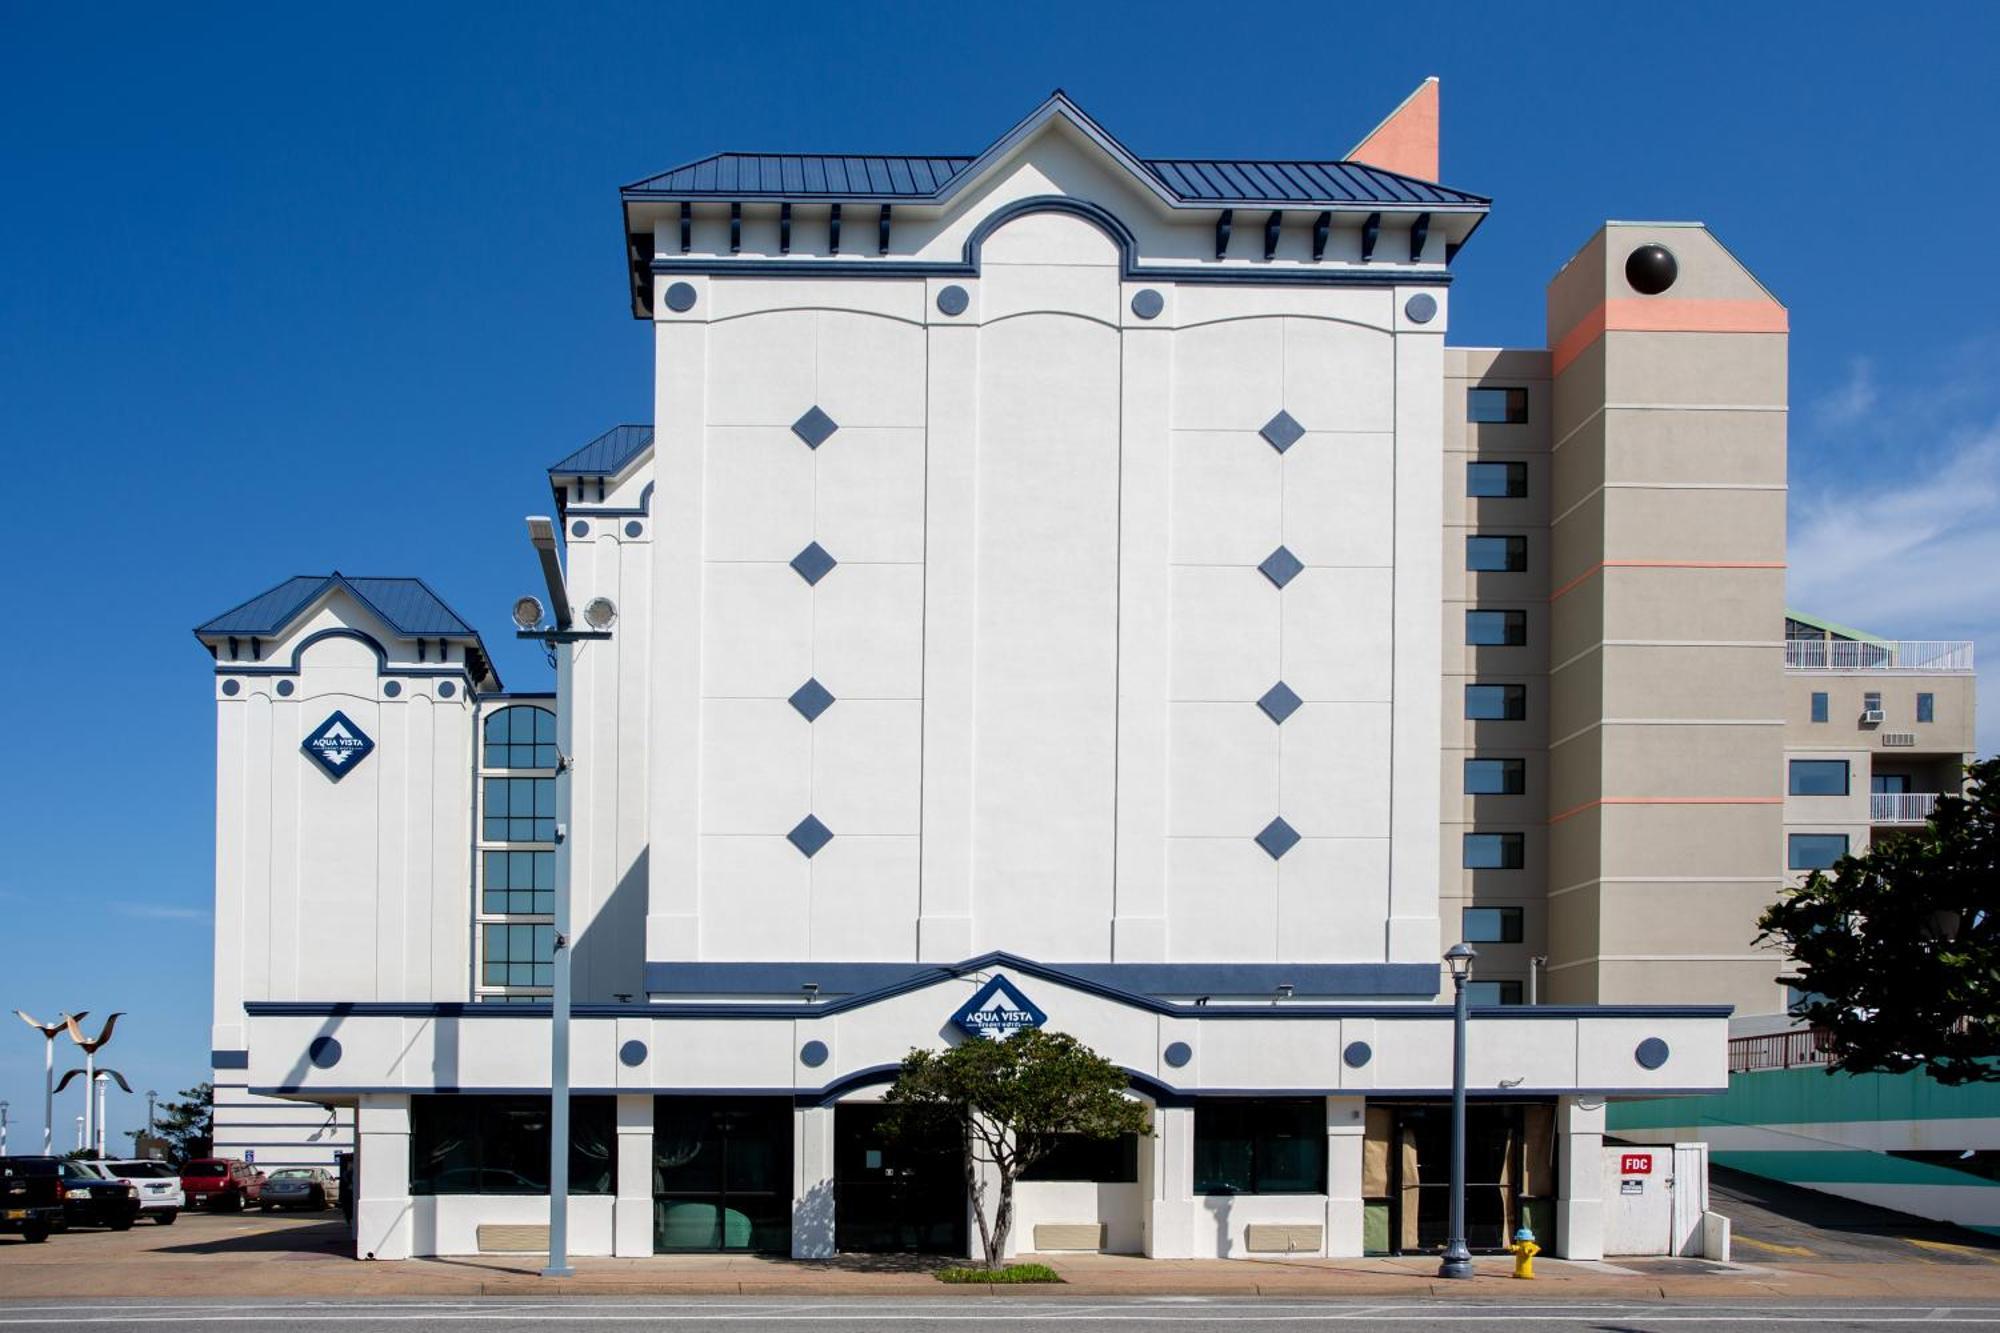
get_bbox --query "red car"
[180,1158,265,1211]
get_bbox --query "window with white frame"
[476,704,558,1000]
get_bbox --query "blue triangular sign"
[951,974,1047,1040]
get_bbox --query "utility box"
[1603,1143,1717,1257]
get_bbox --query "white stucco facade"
[198,92,1730,1263]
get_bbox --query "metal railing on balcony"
[1784,640,1975,672]
[1728,1028,1832,1074]
[1871,792,1941,824]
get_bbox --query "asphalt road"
[5,1299,2000,1330]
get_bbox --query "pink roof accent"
[1346,78,1440,183]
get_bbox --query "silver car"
[258,1166,337,1211]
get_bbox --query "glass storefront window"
[408,1095,614,1195]
[1192,1099,1325,1195]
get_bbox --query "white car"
[101,1160,183,1224]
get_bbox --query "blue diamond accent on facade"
[788,677,836,722]
[788,814,834,858]
[790,541,838,585]
[1258,681,1303,724]
[1255,816,1301,860]
[792,405,839,449]
[302,710,375,782]
[1260,409,1305,453]
[1258,545,1304,588]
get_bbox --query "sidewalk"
[7,1216,2000,1302]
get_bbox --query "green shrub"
[934,1262,1064,1284]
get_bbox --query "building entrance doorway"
[653,1097,793,1253]
[834,1103,967,1254]
[1364,1101,1555,1255]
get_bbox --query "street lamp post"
[146,1090,158,1143]
[1438,942,1478,1280]
[515,515,615,1280]
[1,1100,10,1156]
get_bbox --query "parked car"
[259,1167,337,1212]
[1,1157,63,1243]
[55,1160,140,1230]
[181,1158,264,1211]
[102,1160,183,1224]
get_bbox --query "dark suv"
[56,1161,140,1230]
[1,1157,63,1243]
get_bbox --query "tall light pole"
[63,1013,123,1160]
[1,1100,10,1156]
[15,1011,79,1154]
[1438,942,1478,1280]
[74,1115,84,1153]
[514,514,614,1280]
[146,1090,158,1144]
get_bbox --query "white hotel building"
[195,88,1751,1262]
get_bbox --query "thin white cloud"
[1809,355,1878,432]
[109,901,210,922]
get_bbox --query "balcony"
[1871,791,1940,824]
[1728,1028,1830,1074]
[1784,640,1974,672]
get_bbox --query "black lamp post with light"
[1438,941,1478,1280]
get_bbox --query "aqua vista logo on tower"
[302,710,376,781]
[951,974,1049,1041]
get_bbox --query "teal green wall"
[1610,1066,2000,1132]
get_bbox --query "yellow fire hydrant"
[1510,1227,1540,1279]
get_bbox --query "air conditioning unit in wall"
[1861,708,1885,724]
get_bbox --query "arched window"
[483,705,557,769]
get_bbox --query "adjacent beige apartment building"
[1443,222,1978,1023]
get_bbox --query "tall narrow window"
[476,704,559,1001]
[1810,691,1829,723]
[1917,693,1935,723]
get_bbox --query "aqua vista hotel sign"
[302,711,375,781]
[951,975,1048,1041]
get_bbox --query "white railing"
[1871,792,1940,824]
[1784,640,1975,672]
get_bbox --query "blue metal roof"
[1144,159,1480,207]
[196,574,478,639]
[547,423,653,477]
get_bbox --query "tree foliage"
[884,1027,1150,1269]
[145,1083,214,1164]
[1757,756,1999,1085]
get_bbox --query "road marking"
[1905,1237,2000,1265]
[1729,1235,1815,1257]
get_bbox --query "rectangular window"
[1466,980,1524,1006]
[1465,683,1527,721]
[409,1095,615,1196]
[1865,691,1883,716]
[1463,832,1524,870]
[483,776,556,842]
[482,922,556,988]
[1461,906,1523,944]
[1467,387,1528,424]
[1788,832,1849,871]
[1466,534,1528,572]
[1466,610,1528,646]
[1872,773,1911,795]
[482,849,555,916]
[1788,760,1850,797]
[1464,758,1526,795]
[1020,1133,1141,1183]
[1466,460,1528,498]
[1810,691,1829,723]
[1192,1099,1326,1195]
[1917,693,1935,723]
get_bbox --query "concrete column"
[1324,1095,1367,1257]
[613,1093,653,1257]
[791,1105,836,1258]
[1143,1104,1195,1258]
[355,1094,412,1261]
[1556,1095,1605,1260]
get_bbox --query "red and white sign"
[1620,1153,1654,1176]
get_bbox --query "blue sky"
[2,2,1995,1151]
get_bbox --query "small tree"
[885,1027,1150,1270]
[148,1083,215,1164]
[1757,755,1998,1085]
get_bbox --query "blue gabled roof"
[195,574,478,639]
[626,154,976,199]
[1144,158,1480,207]
[547,423,653,478]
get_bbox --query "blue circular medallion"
[383,680,401,698]
[1130,288,1164,320]
[1405,293,1438,324]
[625,520,643,538]
[571,519,589,538]
[936,285,969,316]
[1162,1040,1192,1069]
[665,281,698,313]
[276,679,294,697]
[307,1036,342,1070]
[619,1039,648,1068]
[221,679,240,696]
[1343,1040,1373,1069]
[1635,1037,1671,1070]
[800,1039,829,1068]
[437,680,455,698]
